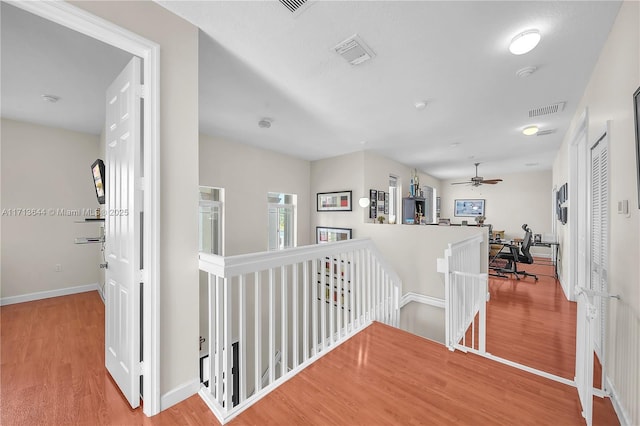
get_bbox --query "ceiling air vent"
[279,0,311,14]
[529,102,566,118]
[334,34,375,66]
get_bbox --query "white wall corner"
[160,378,200,411]
[0,283,99,306]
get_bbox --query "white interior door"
[105,56,142,408]
[589,132,609,362]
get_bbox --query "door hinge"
[139,361,145,376]
[136,84,147,99]
[139,269,147,283]
[139,177,145,191]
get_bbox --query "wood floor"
[0,292,218,426]
[1,286,618,425]
[487,260,577,379]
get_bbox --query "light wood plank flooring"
[1,286,619,425]
[487,260,577,379]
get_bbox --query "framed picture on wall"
[634,86,640,208]
[317,190,352,212]
[316,226,353,244]
[369,189,377,219]
[377,191,385,214]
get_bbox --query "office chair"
[494,224,538,281]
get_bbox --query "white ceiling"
[1,1,622,181]
[0,2,132,136]
[161,0,621,180]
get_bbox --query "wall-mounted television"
[91,159,106,205]
[454,199,485,217]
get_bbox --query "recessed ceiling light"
[522,125,539,136]
[509,29,541,55]
[516,66,537,78]
[41,94,60,103]
[525,162,539,167]
[414,101,427,110]
[258,118,272,129]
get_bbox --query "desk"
[532,241,559,279]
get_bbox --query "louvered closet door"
[590,133,609,359]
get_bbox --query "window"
[389,175,398,224]
[199,187,224,255]
[422,185,437,224]
[267,192,297,251]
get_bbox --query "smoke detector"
[258,118,272,129]
[42,94,60,103]
[516,66,537,78]
[334,34,375,66]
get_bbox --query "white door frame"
[11,1,161,416]
[567,108,589,302]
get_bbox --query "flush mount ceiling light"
[522,125,539,136]
[258,118,272,129]
[41,94,60,103]
[509,29,541,55]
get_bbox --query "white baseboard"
[400,292,445,309]
[606,376,630,426]
[0,283,99,306]
[161,378,200,411]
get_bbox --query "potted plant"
[377,215,386,224]
[475,215,486,226]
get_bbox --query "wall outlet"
[55,264,61,272]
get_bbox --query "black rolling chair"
[495,224,538,281]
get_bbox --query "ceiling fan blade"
[480,179,503,184]
[451,181,473,185]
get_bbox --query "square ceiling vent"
[334,34,375,66]
[529,102,566,118]
[279,0,313,15]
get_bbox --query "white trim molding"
[400,292,445,309]
[9,1,162,416]
[161,378,201,411]
[606,376,631,426]
[0,283,99,306]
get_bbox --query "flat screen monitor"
[91,159,106,205]
[454,199,485,217]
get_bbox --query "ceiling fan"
[451,163,503,187]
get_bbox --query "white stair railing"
[440,234,487,353]
[198,239,401,424]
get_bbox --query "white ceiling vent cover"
[529,102,566,118]
[334,35,375,66]
[278,0,312,15]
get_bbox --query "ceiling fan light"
[509,29,541,55]
[522,125,539,136]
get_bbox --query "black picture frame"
[316,226,353,244]
[369,189,377,219]
[90,158,106,205]
[634,86,640,208]
[316,190,352,212]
